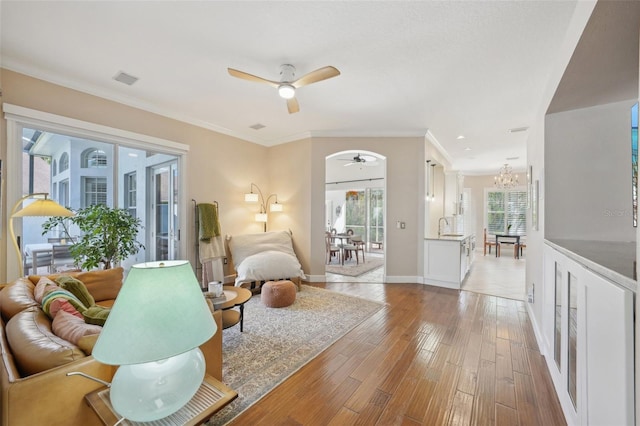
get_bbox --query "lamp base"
[110,347,206,422]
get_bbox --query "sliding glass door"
[16,126,182,271]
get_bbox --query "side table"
[218,286,252,332]
[85,374,237,426]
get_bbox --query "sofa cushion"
[52,310,102,346]
[6,307,86,376]
[55,276,95,308]
[0,278,39,322]
[29,267,123,303]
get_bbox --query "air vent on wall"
[113,71,139,86]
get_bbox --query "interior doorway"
[325,151,386,282]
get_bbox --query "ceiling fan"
[227,64,340,114]
[339,153,378,167]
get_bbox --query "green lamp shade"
[93,260,216,365]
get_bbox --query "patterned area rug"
[325,257,384,276]
[206,285,384,425]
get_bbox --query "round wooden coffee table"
[219,286,252,331]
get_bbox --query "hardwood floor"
[228,283,565,426]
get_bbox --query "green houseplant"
[42,204,144,270]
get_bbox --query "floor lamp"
[9,193,74,277]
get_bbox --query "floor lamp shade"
[9,193,74,278]
[93,260,216,421]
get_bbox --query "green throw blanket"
[199,203,221,242]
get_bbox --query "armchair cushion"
[235,250,304,284]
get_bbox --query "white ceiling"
[1,1,590,174]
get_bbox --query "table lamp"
[9,193,74,277]
[92,260,216,422]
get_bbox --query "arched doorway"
[325,150,386,282]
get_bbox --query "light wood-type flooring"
[228,282,565,426]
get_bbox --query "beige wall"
[0,69,271,281]
[309,137,425,281]
[1,69,428,283]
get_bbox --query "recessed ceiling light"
[464,147,471,151]
[249,123,266,130]
[456,135,465,140]
[508,126,529,133]
[113,71,139,86]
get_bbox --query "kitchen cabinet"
[424,234,474,289]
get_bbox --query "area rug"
[205,285,384,425]
[325,257,384,277]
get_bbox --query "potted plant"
[42,204,144,270]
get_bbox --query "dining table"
[494,233,524,259]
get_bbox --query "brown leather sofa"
[0,268,223,426]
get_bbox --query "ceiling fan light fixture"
[278,84,296,99]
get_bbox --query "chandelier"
[494,163,519,188]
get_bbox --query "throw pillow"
[56,276,95,308]
[52,310,102,346]
[49,299,83,319]
[41,287,87,318]
[77,334,100,355]
[34,277,58,304]
[83,305,111,326]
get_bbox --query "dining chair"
[52,244,76,272]
[349,234,366,263]
[325,232,341,264]
[483,228,500,256]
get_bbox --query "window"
[82,149,108,168]
[59,152,69,172]
[344,188,384,243]
[125,172,137,218]
[82,177,107,207]
[486,189,526,235]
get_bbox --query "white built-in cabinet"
[543,243,635,426]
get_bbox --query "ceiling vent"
[249,123,266,130]
[113,71,139,86]
[508,126,529,133]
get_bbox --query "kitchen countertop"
[545,239,636,293]
[425,233,474,242]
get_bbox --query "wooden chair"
[342,229,361,264]
[483,228,500,256]
[349,234,366,263]
[325,232,341,264]
[514,240,526,258]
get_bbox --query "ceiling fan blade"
[227,68,279,88]
[292,66,340,88]
[287,97,300,114]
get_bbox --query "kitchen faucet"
[438,217,449,237]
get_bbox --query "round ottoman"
[261,280,297,308]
